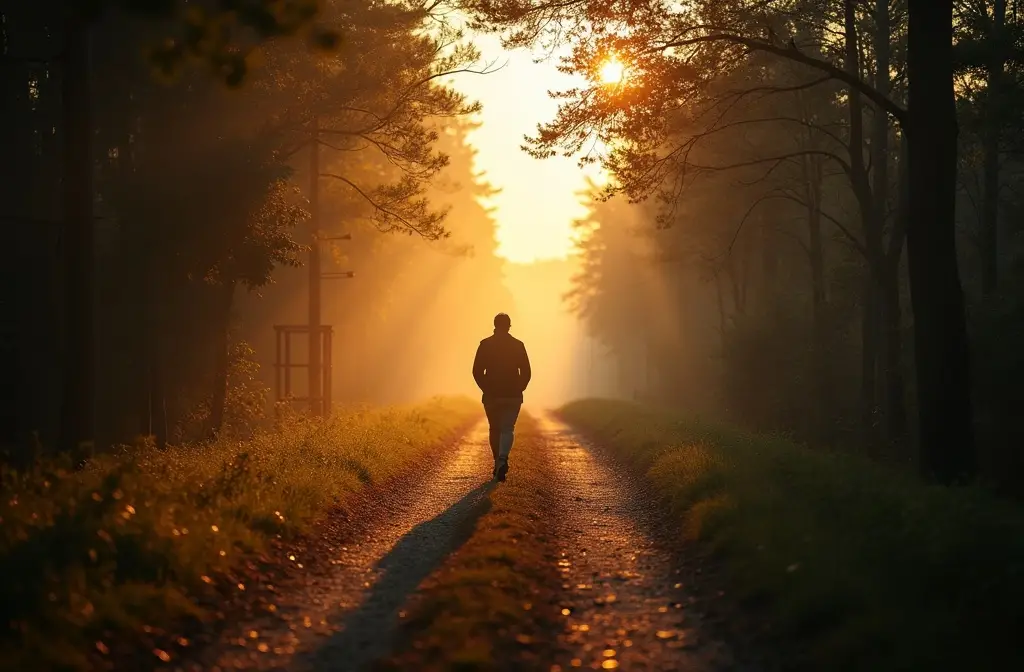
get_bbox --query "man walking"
[472,313,531,482]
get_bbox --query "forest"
[4,1,1024,669]
[464,0,1024,492]
[2,0,512,457]
[9,1,1017,486]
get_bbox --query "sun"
[598,57,625,85]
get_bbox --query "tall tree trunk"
[846,0,890,445]
[148,342,167,448]
[861,275,881,444]
[140,257,167,448]
[794,82,832,440]
[207,282,236,440]
[871,0,891,222]
[58,11,95,461]
[141,304,167,448]
[803,155,831,439]
[759,216,779,315]
[805,162,827,343]
[906,0,976,483]
[981,0,1007,296]
[879,264,907,444]
[714,269,728,350]
[727,233,749,317]
[883,135,912,444]
[870,0,906,445]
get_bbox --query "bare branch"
[687,150,853,181]
[320,172,445,239]
[658,33,907,126]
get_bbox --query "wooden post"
[323,327,333,414]
[284,330,292,399]
[59,11,95,458]
[274,327,281,403]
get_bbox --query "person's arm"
[519,342,532,391]
[472,342,487,391]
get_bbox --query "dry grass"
[0,396,479,671]
[559,398,1024,671]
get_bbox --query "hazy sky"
[450,33,604,264]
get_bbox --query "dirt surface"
[185,413,759,672]
[189,420,496,671]
[539,413,760,672]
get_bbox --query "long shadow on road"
[303,479,497,671]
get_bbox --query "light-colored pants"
[483,398,522,463]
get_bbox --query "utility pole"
[308,118,322,416]
[273,121,353,417]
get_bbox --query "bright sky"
[450,33,604,264]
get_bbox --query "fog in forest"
[5,0,1024,494]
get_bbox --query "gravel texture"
[538,413,761,672]
[189,419,495,671]
[186,413,760,672]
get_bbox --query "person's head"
[493,312,511,333]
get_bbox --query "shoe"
[495,461,508,482]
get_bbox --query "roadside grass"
[0,396,479,672]
[375,414,564,672]
[558,398,1024,671]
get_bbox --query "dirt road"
[189,414,755,671]
[538,413,755,671]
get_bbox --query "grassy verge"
[374,414,564,672]
[0,396,479,671]
[558,398,1024,671]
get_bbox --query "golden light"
[598,57,625,85]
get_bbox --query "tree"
[45,0,334,457]
[464,0,977,483]
[906,0,975,482]
[202,179,306,438]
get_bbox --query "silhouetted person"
[472,313,531,481]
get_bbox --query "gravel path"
[189,414,759,672]
[538,413,759,672]
[192,420,495,672]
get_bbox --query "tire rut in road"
[193,420,495,672]
[538,413,760,672]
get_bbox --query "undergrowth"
[558,398,1024,671]
[0,396,478,671]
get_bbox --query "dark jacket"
[472,332,532,402]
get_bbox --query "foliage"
[0,397,479,671]
[113,117,307,290]
[468,0,905,441]
[87,0,341,86]
[253,0,484,240]
[559,398,1024,671]
[239,115,513,404]
[173,339,271,443]
[473,0,1024,481]
[464,0,892,203]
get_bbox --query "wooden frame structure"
[273,324,333,412]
